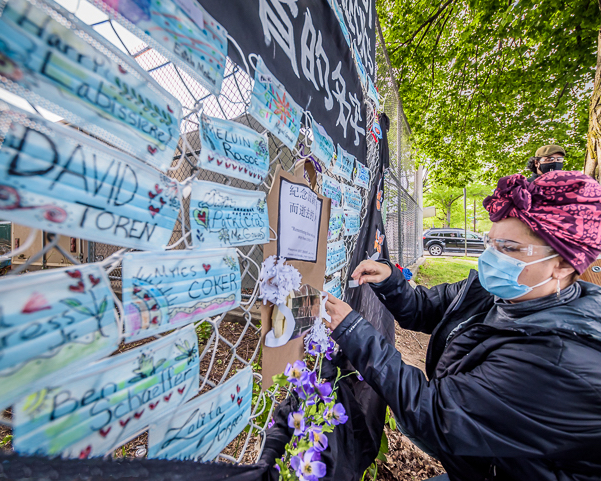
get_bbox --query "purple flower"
[285,360,308,385]
[324,403,348,426]
[288,409,306,436]
[324,340,335,360]
[308,425,329,452]
[307,340,322,356]
[356,372,364,382]
[267,418,275,429]
[315,381,333,403]
[291,449,327,481]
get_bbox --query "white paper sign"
[277,177,323,262]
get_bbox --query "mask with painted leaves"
[0,0,182,171]
[0,264,119,411]
[199,114,269,185]
[14,326,199,458]
[189,180,269,249]
[249,56,302,151]
[321,175,343,208]
[328,207,344,241]
[0,102,181,250]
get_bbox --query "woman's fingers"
[351,260,391,284]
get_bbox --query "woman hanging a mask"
[324,171,601,481]
[526,144,565,181]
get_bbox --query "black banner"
[200,0,372,164]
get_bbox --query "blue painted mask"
[311,120,336,166]
[199,114,269,184]
[478,247,558,300]
[189,180,269,249]
[14,325,200,458]
[353,161,370,189]
[0,102,181,250]
[0,264,119,411]
[332,145,355,181]
[321,175,343,208]
[147,366,252,462]
[0,0,182,171]
[122,249,241,341]
[249,56,302,151]
[343,184,363,212]
[324,275,342,299]
[344,209,360,236]
[92,0,227,96]
[328,207,344,241]
[326,240,347,276]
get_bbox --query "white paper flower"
[259,255,302,305]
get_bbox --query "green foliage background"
[378,0,599,187]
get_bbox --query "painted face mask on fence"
[478,246,558,300]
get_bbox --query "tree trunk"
[584,24,601,182]
[445,202,452,227]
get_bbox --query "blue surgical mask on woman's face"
[478,247,558,300]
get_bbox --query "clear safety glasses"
[483,235,556,257]
[540,157,564,164]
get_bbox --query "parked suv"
[423,228,485,256]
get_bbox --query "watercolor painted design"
[198,114,269,185]
[374,228,385,256]
[310,120,336,166]
[0,0,182,171]
[344,209,360,236]
[0,103,181,250]
[93,0,227,96]
[321,175,343,208]
[249,56,302,151]
[326,240,346,276]
[13,326,199,458]
[190,180,269,249]
[323,275,342,300]
[343,184,362,212]
[148,366,252,462]
[328,207,344,242]
[353,161,370,190]
[0,264,119,411]
[122,249,241,341]
[332,145,355,182]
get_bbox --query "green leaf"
[61,299,93,316]
[272,372,290,386]
[98,298,108,317]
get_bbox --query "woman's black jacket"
[332,266,601,481]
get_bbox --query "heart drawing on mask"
[178,386,186,395]
[99,426,111,437]
[149,401,159,410]
[79,446,92,459]
[164,392,172,402]
[203,264,211,273]
[149,206,160,217]
[193,208,209,228]
[148,145,158,155]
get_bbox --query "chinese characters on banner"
[0,103,181,250]
[199,0,370,163]
[122,250,241,342]
[277,178,324,262]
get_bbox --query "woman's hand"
[324,293,353,331]
[351,260,392,285]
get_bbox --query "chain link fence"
[375,20,423,268]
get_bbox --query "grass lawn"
[415,256,478,288]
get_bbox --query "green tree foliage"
[378,0,599,186]
[424,182,493,229]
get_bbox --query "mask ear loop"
[227,34,252,81]
[169,102,203,174]
[8,232,61,276]
[236,248,261,306]
[97,262,124,339]
[269,225,278,242]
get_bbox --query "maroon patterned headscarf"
[484,171,601,274]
